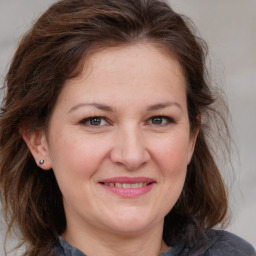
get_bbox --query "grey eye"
[80,116,108,126]
[89,117,103,126]
[151,117,164,125]
[149,116,174,126]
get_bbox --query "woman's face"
[39,44,197,237]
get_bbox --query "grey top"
[54,229,256,256]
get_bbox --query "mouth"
[101,182,150,188]
[98,177,156,197]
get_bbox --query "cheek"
[150,135,189,215]
[49,135,104,183]
[152,133,189,198]
[153,134,190,173]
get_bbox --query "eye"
[148,116,174,126]
[80,116,108,126]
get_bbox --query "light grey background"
[0,1,255,255]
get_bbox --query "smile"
[102,182,148,188]
[99,177,156,197]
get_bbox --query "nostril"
[109,133,150,170]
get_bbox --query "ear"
[187,116,200,165]
[19,128,52,170]
[187,128,199,165]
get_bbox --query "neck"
[62,221,170,256]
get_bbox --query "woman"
[0,0,255,255]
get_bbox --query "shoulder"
[53,244,66,256]
[53,237,86,256]
[194,229,256,256]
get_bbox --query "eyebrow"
[68,103,114,113]
[146,101,183,112]
[68,101,182,113]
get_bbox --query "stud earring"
[39,160,44,165]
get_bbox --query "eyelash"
[79,115,175,127]
[146,116,175,126]
[79,116,109,127]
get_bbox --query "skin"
[23,43,198,256]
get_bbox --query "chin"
[103,212,162,235]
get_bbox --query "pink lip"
[99,176,155,184]
[99,176,156,198]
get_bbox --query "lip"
[99,176,155,184]
[99,176,156,198]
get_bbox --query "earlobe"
[19,128,52,170]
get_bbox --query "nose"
[110,126,150,171]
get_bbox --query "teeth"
[104,182,148,188]
[123,183,130,188]
[116,183,122,188]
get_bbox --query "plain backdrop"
[0,1,255,255]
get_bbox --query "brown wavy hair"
[0,0,230,255]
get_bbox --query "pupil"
[90,118,101,125]
[152,117,162,125]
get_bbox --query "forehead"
[66,43,185,89]
[55,43,187,110]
